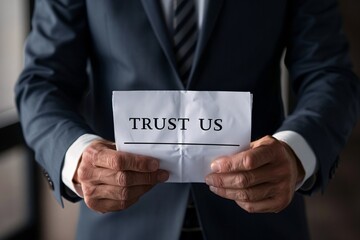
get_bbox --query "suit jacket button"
[47,178,54,190]
[41,168,54,190]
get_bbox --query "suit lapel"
[188,0,225,88]
[141,0,183,86]
[141,0,225,88]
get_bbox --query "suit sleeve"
[279,0,360,194]
[15,0,92,205]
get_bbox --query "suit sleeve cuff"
[273,131,317,190]
[61,134,103,198]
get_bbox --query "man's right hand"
[73,139,169,213]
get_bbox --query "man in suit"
[15,0,360,239]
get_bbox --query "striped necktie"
[173,0,198,85]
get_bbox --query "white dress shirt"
[62,0,317,197]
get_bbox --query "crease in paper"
[112,90,252,182]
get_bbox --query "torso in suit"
[15,0,360,239]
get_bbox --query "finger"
[88,168,169,186]
[249,135,275,149]
[84,197,139,213]
[91,149,160,172]
[208,183,276,202]
[210,147,271,173]
[205,164,277,189]
[235,195,291,213]
[83,184,153,201]
[211,136,283,173]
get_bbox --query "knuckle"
[134,155,148,170]
[238,190,251,201]
[82,143,99,163]
[81,151,91,164]
[233,174,249,188]
[106,154,119,170]
[241,173,251,187]
[213,176,225,188]
[221,157,233,171]
[119,187,129,200]
[241,155,253,170]
[91,147,102,164]
[267,135,277,145]
[121,152,134,169]
[82,185,96,197]
[116,171,128,186]
[232,175,243,187]
[77,166,89,181]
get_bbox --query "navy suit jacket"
[16,0,360,239]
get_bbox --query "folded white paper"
[112,91,252,182]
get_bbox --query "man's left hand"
[205,135,305,213]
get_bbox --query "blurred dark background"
[0,0,359,239]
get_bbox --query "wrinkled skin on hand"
[73,140,169,213]
[206,135,305,213]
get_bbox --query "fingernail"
[209,186,217,193]
[157,171,169,182]
[149,160,159,171]
[211,162,221,173]
[205,176,214,186]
